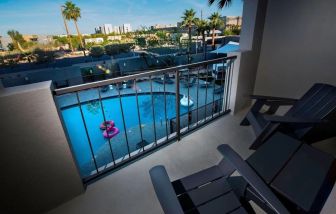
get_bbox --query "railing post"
[175,70,181,141]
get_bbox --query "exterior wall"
[229,0,268,113]
[0,81,84,213]
[254,0,336,97]
[0,66,83,88]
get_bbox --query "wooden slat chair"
[241,83,336,149]
[150,132,336,214]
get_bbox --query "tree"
[181,9,196,61]
[7,30,26,52]
[62,1,85,50]
[208,0,232,8]
[194,18,209,59]
[208,12,223,49]
[60,5,74,51]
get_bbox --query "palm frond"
[208,0,232,9]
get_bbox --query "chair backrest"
[285,83,336,140]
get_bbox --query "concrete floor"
[47,110,336,214]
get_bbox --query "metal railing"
[54,56,236,183]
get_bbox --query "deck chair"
[150,132,336,214]
[241,83,336,149]
[153,74,174,84]
[182,77,197,87]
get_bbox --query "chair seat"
[271,144,336,213]
[247,132,302,183]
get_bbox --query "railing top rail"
[54,55,237,95]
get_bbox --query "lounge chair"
[241,83,336,149]
[182,77,197,87]
[213,87,224,94]
[150,132,336,214]
[153,74,174,84]
[199,80,213,88]
[100,85,109,93]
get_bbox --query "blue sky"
[0,0,243,36]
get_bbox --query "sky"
[0,0,243,36]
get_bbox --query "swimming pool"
[61,93,188,177]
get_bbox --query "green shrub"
[90,45,105,57]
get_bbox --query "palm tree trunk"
[61,7,73,52]
[212,28,215,50]
[64,21,73,51]
[17,42,26,52]
[74,21,84,50]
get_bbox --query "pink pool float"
[100,121,120,138]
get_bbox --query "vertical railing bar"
[226,60,233,111]
[134,79,145,151]
[163,74,169,141]
[75,92,99,173]
[204,65,209,122]
[98,89,116,166]
[227,59,235,110]
[117,87,131,158]
[187,67,190,130]
[219,59,226,113]
[222,59,230,112]
[175,69,181,141]
[149,76,157,146]
[211,66,216,118]
[196,67,200,125]
[224,59,232,111]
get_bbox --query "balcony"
[47,109,336,214]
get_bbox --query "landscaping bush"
[90,45,105,58]
[104,43,134,56]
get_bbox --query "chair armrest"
[263,115,323,124]
[250,95,298,102]
[149,166,184,214]
[217,144,289,214]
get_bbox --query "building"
[122,23,132,33]
[113,26,120,34]
[95,24,113,35]
[107,35,122,41]
[84,37,104,44]
[22,35,38,42]
[222,16,243,29]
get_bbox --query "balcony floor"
[48,110,336,214]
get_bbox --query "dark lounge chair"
[241,83,336,149]
[153,74,174,84]
[150,132,336,214]
[182,77,197,87]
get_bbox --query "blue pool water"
[62,93,187,177]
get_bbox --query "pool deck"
[55,77,224,112]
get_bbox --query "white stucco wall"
[229,0,268,113]
[254,0,336,97]
[0,81,84,213]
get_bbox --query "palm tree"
[208,0,232,8]
[7,30,26,52]
[181,9,196,60]
[194,18,209,59]
[60,6,73,51]
[62,1,84,50]
[209,12,223,50]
